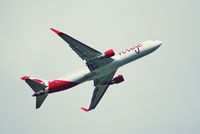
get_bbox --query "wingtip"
[21,76,29,80]
[81,107,89,112]
[50,28,62,35]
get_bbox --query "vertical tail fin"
[21,76,48,109]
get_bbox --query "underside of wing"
[51,28,114,71]
[51,28,101,61]
[82,70,117,112]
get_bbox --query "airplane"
[21,28,162,112]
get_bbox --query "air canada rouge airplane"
[21,28,162,112]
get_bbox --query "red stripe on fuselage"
[48,80,79,93]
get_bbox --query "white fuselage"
[58,40,162,83]
[21,28,162,109]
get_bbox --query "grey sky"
[1,0,200,134]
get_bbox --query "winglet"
[50,28,62,35]
[21,76,30,80]
[81,107,89,112]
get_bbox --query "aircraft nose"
[154,40,162,47]
[152,40,162,50]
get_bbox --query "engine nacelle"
[110,75,124,85]
[104,49,115,58]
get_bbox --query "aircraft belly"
[58,66,90,83]
[88,63,118,80]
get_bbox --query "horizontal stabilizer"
[21,76,48,109]
[21,76,47,92]
[36,94,48,109]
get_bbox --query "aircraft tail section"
[21,76,48,109]
[36,94,48,109]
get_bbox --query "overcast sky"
[1,0,200,134]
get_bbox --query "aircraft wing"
[81,70,116,112]
[51,28,113,71]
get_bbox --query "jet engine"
[98,49,115,59]
[109,75,124,85]
[104,49,115,58]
